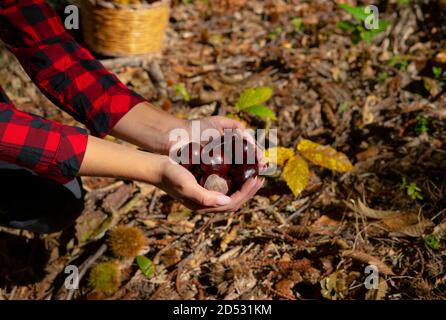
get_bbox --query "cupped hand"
[157,159,264,213]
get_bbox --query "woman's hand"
[80,135,264,213]
[157,159,264,213]
[107,102,265,211]
[111,102,251,155]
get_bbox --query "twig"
[65,244,107,300]
[149,191,159,213]
[286,203,310,222]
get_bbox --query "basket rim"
[83,0,170,11]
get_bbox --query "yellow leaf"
[282,155,309,196]
[297,139,353,172]
[265,147,294,166]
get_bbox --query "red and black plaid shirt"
[0,0,145,183]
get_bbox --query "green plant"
[339,101,350,112]
[292,17,302,32]
[388,55,409,71]
[338,3,389,44]
[424,234,441,250]
[415,115,429,135]
[136,256,155,279]
[235,87,276,120]
[432,66,444,80]
[268,26,283,40]
[174,83,191,102]
[377,71,389,82]
[399,177,423,201]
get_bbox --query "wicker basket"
[80,0,170,57]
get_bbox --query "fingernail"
[216,195,231,206]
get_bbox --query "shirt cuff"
[86,86,146,138]
[47,125,89,184]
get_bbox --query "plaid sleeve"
[0,0,145,137]
[0,87,88,184]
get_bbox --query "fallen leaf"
[342,250,394,276]
[320,271,348,300]
[433,220,446,236]
[265,147,294,166]
[389,219,434,237]
[297,139,353,172]
[282,155,310,196]
[309,215,341,235]
[347,199,401,219]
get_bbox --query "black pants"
[0,164,84,234]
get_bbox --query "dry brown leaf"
[389,219,434,237]
[380,212,420,231]
[309,215,342,235]
[362,95,379,125]
[436,49,446,63]
[347,199,401,219]
[347,200,431,237]
[342,250,394,276]
[433,220,446,236]
[320,271,348,300]
[275,279,295,299]
[355,146,380,162]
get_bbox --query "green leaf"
[424,234,441,250]
[243,104,276,120]
[236,87,273,111]
[376,19,390,33]
[339,4,368,22]
[433,66,443,79]
[292,17,302,32]
[174,83,190,102]
[351,30,362,44]
[136,256,155,279]
[337,20,357,32]
[360,31,373,43]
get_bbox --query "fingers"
[196,177,264,214]
[181,181,231,208]
[212,116,246,131]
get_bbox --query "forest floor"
[0,0,446,300]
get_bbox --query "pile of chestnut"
[175,134,260,195]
